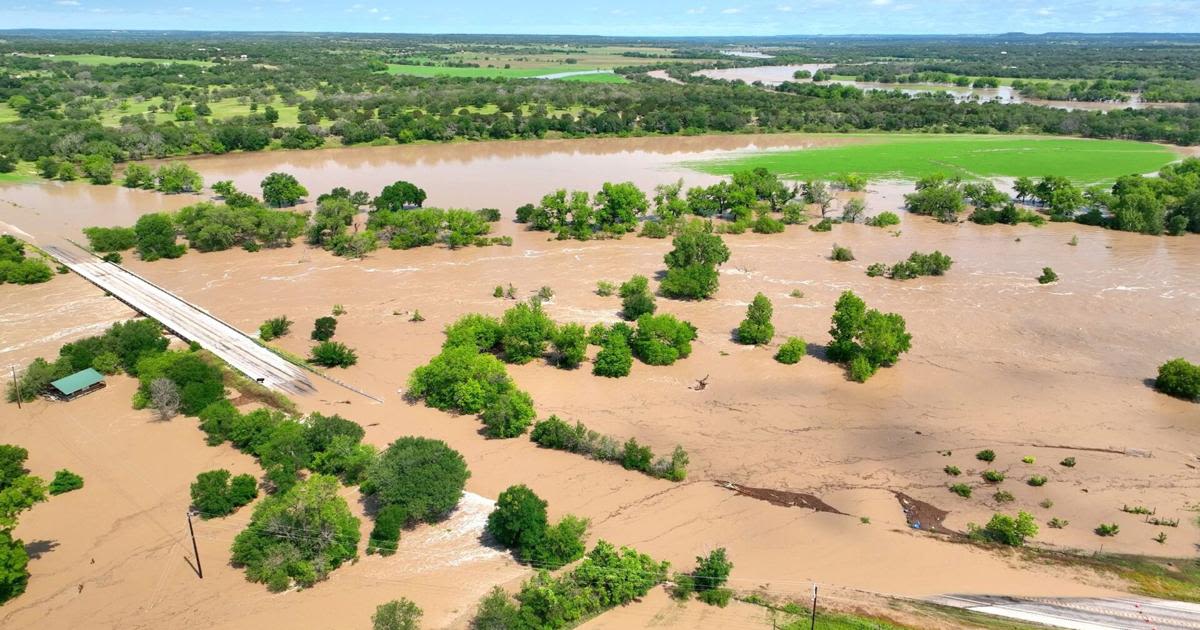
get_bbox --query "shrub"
[1028,476,1047,487]
[631,314,696,366]
[366,504,405,556]
[969,511,1038,546]
[774,337,807,364]
[981,470,1005,483]
[1048,517,1069,529]
[231,474,359,591]
[867,211,901,227]
[619,275,656,320]
[1060,457,1076,468]
[944,465,961,476]
[950,483,972,498]
[622,438,654,472]
[309,341,358,368]
[698,588,733,607]
[362,437,470,526]
[258,316,292,341]
[596,280,615,296]
[752,214,785,234]
[372,598,422,630]
[1037,267,1059,284]
[993,490,1015,503]
[976,449,996,462]
[831,244,855,261]
[493,285,504,298]
[661,221,729,300]
[1095,523,1120,537]
[1155,358,1200,401]
[809,218,833,232]
[480,390,536,439]
[593,334,633,377]
[1022,456,1035,464]
[48,469,83,495]
[736,293,774,345]
[311,316,337,341]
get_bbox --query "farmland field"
[694,134,1180,183]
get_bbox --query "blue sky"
[1,1,1196,35]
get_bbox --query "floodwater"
[2,134,1199,629]
[688,65,1190,111]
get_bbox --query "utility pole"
[186,510,203,579]
[11,366,20,410]
[810,584,818,630]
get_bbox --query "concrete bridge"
[44,243,317,396]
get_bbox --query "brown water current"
[1,134,1198,629]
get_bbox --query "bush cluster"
[867,250,953,280]
[190,469,257,518]
[360,437,470,555]
[530,415,689,481]
[0,235,53,286]
[1155,358,1200,401]
[827,291,912,383]
[470,541,668,629]
[968,511,1038,546]
[47,469,84,495]
[774,337,807,364]
[736,293,774,345]
[486,484,588,569]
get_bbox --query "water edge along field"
[692,134,1181,184]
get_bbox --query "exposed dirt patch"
[894,491,959,536]
[716,481,848,515]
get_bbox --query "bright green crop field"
[386,64,579,78]
[694,135,1180,184]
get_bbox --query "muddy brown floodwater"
[1,134,1198,629]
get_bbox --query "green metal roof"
[50,368,105,396]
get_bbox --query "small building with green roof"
[48,368,107,401]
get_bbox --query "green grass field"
[94,95,300,127]
[557,73,629,83]
[695,135,1179,184]
[0,103,18,124]
[32,53,213,67]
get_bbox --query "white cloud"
[368,7,379,13]
[721,7,742,14]
[1036,6,1053,15]
[686,6,707,14]
[776,4,793,11]
[870,0,892,5]
[54,0,80,5]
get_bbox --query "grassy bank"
[693,135,1179,184]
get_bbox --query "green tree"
[630,314,696,366]
[499,301,555,364]
[593,334,633,378]
[372,598,422,630]
[828,291,911,382]
[736,293,774,345]
[133,213,184,261]
[260,172,309,208]
[81,154,114,185]
[408,345,514,414]
[594,181,648,234]
[969,511,1039,546]
[373,181,427,211]
[0,531,30,605]
[362,437,470,526]
[155,162,203,194]
[487,484,548,555]
[230,474,360,591]
[552,323,587,369]
[481,390,536,439]
[619,275,656,320]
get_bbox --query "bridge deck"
[45,243,315,396]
